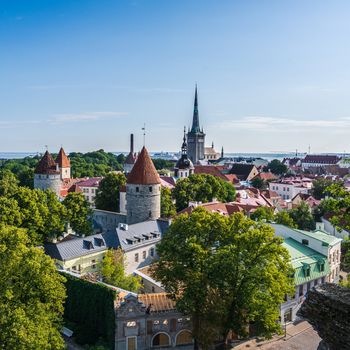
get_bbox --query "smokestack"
[130,134,134,154]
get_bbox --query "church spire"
[191,84,201,133]
[181,126,187,155]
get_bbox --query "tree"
[100,249,141,292]
[266,159,287,175]
[172,174,236,212]
[311,178,334,200]
[250,207,274,222]
[152,158,174,170]
[0,197,23,226]
[251,177,266,190]
[161,187,176,218]
[0,169,19,197]
[63,192,93,236]
[289,202,316,231]
[153,208,294,349]
[0,225,66,349]
[274,211,296,228]
[95,172,126,212]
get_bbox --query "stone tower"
[126,146,161,225]
[34,150,62,196]
[56,147,71,180]
[124,134,137,174]
[187,85,206,164]
[174,127,194,178]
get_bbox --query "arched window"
[152,332,170,347]
[176,330,193,346]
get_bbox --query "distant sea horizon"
[1,151,346,162]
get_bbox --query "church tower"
[174,127,194,178]
[126,146,161,225]
[187,85,206,164]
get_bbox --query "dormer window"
[136,187,139,193]
[302,239,309,246]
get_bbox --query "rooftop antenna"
[142,123,146,147]
[295,149,298,157]
[308,145,311,154]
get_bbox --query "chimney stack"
[130,134,134,154]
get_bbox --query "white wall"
[322,217,349,240]
[124,243,158,275]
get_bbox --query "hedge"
[61,272,116,349]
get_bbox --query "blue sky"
[1,0,350,153]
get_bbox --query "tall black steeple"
[191,85,201,133]
[181,126,188,155]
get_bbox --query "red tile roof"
[127,147,161,185]
[35,151,60,174]
[76,177,102,187]
[254,172,278,181]
[194,165,238,183]
[303,155,340,164]
[56,147,70,168]
[138,293,176,313]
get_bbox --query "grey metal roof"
[44,233,108,261]
[116,219,169,252]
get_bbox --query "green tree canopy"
[172,174,236,212]
[95,172,126,212]
[160,187,176,218]
[251,176,266,190]
[152,158,175,170]
[0,225,66,349]
[63,192,93,236]
[274,211,297,228]
[0,169,19,197]
[266,159,287,175]
[311,178,340,200]
[289,201,316,231]
[250,206,274,222]
[100,249,141,292]
[153,208,294,349]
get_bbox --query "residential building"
[115,293,194,350]
[229,163,259,182]
[269,177,312,200]
[204,142,220,161]
[280,237,330,323]
[302,155,340,171]
[271,223,342,283]
[290,193,320,210]
[77,177,102,205]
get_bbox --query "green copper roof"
[294,229,342,246]
[283,237,330,286]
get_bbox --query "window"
[150,247,155,257]
[321,277,325,284]
[307,282,311,291]
[287,187,289,191]
[149,186,153,192]
[127,321,136,327]
[142,251,146,259]
[152,333,170,347]
[92,260,96,269]
[314,279,318,286]
[299,285,304,296]
[135,253,139,263]
[127,336,137,350]
[302,239,309,246]
[284,308,292,323]
[319,263,325,272]
[304,267,310,277]
[149,210,152,217]
[136,187,139,193]
[176,330,193,346]
[72,266,77,271]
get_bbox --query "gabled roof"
[56,147,70,168]
[35,151,60,174]
[230,163,257,180]
[303,155,340,165]
[125,152,137,165]
[77,177,102,188]
[127,147,161,185]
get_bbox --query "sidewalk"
[231,321,320,350]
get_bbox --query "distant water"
[0,152,39,160]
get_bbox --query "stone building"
[126,147,161,225]
[115,293,193,350]
[34,150,62,197]
[187,86,205,164]
[174,127,194,179]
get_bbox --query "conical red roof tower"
[127,147,160,185]
[56,147,70,168]
[35,151,60,174]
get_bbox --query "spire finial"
[142,123,146,147]
[190,84,200,133]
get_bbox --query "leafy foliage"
[152,158,175,170]
[63,192,93,236]
[172,174,236,211]
[62,272,116,349]
[95,172,126,212]
[266,159,287,175]
[99,249,141,292]
[289,201,316,231]
[153,208,294,348]
[0,225,66,350]
[161,187,176,218]
[274,211,297,228]
[250,207,274,222]
[251,176,266,189]
[311,178,335,200]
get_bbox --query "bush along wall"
[61,272,116,349]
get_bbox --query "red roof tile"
[138,293,176,313]
[127,147,161,185]
[35,151,60,174]
[56,147,70,168]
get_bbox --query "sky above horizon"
[1,0,350,154]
